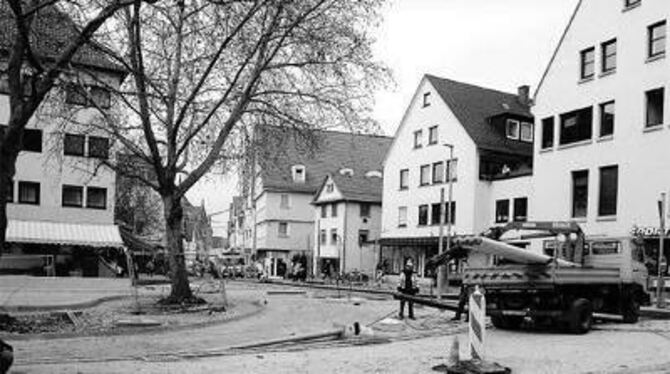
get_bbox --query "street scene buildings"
[4,1,670,373]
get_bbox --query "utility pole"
[437,143,455,299]
[658,192,667,308]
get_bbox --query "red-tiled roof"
[425,74,533,156]
[255,126,392,201]
[0,2,125,73]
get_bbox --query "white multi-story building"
[532,0,670,269]
[380,75,534,277]
[0,4,125,276]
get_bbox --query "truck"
[456,221,650,334]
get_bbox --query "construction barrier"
[469,286,485,360]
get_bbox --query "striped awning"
[7,220,124,248]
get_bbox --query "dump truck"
[454,221,650,334]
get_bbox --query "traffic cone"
[448,336,460,365]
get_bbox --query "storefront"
[378,237,440,278]
[631,226,670,277]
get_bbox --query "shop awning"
[7,220,124,248]
[378,236,440,247]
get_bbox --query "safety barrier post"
[468,285,485,360]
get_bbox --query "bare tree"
[81,0,390,303]
[0,0,156,258]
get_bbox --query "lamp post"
[437,143,455,299]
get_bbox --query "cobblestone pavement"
[8,281,670,373]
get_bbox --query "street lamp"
[437,143,455,300]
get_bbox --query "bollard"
[468,285,486,360]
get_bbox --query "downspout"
[342,202,347,274]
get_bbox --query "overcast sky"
[188,0,580,236]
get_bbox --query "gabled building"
[244,126,391,277]
[532,0,670,270]
[311,152,389,276]
[0,4,126,276]
[380,75,534,277]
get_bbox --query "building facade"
[380,75,534,277]
[312,169,386,277]
[243,126,391,277]
[0,4,126,276]
[532,0,670,271]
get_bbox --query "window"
[572,170,589,218]
[399,169,409,190]
[541,117,555,149]
[414,130,423,148]
[360,203,370,217]
[326,183,334,193]
[599,165,618,217]
[278,222,288,237]
[62,185,83,207]
[429,203,455,225]
[446,159,458,181]
[64,134,85,156]
[513,198,528,222]
[624,0,641,8]
[432,161,444,184]
[646,88,664,127]
[358,230,369,245]
[280,194,289,209]
[320,229,327,244]
[601,39,617,73]
[420,165,431,186]
[398,206,408,228]
[600,101,615,137]
[560,106,593,145]
[418,205,429,226]
[580,47,595,80]
[423,92,431,107]
[86,187,107,209]
[648,21,666,59]
[321,205,328,218]
[22,129,42,153]
[18,181,40,205]
[495,200,510,223]
[330,228,338,244]
[331,203,338,217]
[292,165,305,183]
[88,136,109,159]
[520,122,533,142]
[65,85,111,109]
[506,119,520,139]
[428,126,438,145]
[431,203,442,226]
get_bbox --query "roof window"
[291,165,306,183]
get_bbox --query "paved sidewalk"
[0,276,140,310]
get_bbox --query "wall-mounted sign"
[631,226,670,237]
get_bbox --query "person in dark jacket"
[397,258,419,319]
[0,338,13,374]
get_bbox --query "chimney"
[517,85,530,106]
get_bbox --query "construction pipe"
[393,293,458,311]
[231,328,345,350]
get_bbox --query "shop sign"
[630,226,670,237]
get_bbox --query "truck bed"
[463,265,622,290]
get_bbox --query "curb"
[0,295,128,313]
[640,307,670,319]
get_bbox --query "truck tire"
[622,298,640,324]
[566,298,593,334]
[491,315,524,330]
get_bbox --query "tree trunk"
[162,193,194,303]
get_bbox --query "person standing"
[397,258,419,319]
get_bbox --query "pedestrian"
[452,282,469,322]
[0,338,13,374]
[146,258,155,277]
[397,258,419,320]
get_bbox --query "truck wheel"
[622,298,640,324]
[567,298,593,334]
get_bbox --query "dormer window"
[506,119,520,140]
[520,122,534,142]
[291,165,306,183]
[339,168,354,177]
